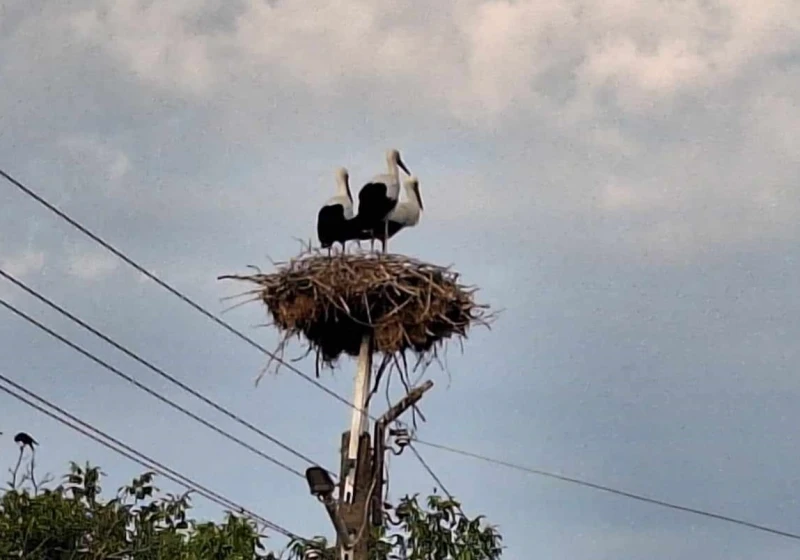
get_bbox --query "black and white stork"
[358,176,423,252]
[316,167,355,255]
[353,148,411,251]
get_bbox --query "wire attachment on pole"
[388,427,411,454]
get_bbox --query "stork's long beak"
[398,158,411,176]
[413,183,424,210]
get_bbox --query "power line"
[0,167,374,421]
[407,443,466,518]
[0,267,335,476]
[0,372,302,541]
[0,295,306,479]
[413,438,800,542]
[16,167,793,546]
[3,165,468,550]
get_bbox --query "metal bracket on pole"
[305,467,353,549]
[321,494,355,549]
[371,380,434,526]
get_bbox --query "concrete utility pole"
[342,336,373,505]
[337,379,433,560]
[337,334,374,560]
[305,340,433,560]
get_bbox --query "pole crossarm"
[370,380,434,528]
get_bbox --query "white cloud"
[68,0,215,95]
[576,37,709,112]
[746,82,800,165]
[58,136,131,191]
[58,0,800,122]
[0,251,45,303]
[66,250,119,281]
[2,0,798,261]
[597,181,671,213]
[0,251,45,279]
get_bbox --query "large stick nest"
[219,247,493,377]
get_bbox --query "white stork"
[358,176,423,252]
[353,148,411,251]
[316,167,355,255]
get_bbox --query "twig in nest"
[254,336,290,386]
[366,354,392,409]
[219,293,261,315]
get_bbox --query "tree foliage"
[0,448,502,559]
[288,493,502,560]
[0,454,275,560]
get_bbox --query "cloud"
[596,181,672,213]
[68,0,217,95]
[58,135,131,192]
[575,37,709,114]
[2,1,799,259]
[65,250,119,281]
[1,250,45,278]
[0,251,45,302]
[56,0,800,121]
[745,74,800,165]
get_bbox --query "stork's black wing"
[317,204,347,248]
[356,183,396,228]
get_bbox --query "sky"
[1,0,800,558]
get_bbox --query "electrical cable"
[11,167,797,544]
[0,267,335,477]
[0,373,303,541]
[407,443,467,518]
[413,438,800,542]
[0,296,306,479]
[0,167,376,421]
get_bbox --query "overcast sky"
[1,1,800,558]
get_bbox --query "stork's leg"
[382,221,389,254]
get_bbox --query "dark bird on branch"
[14,432,37,448]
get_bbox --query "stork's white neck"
[386,153,399,183]
[336,175,351,200]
